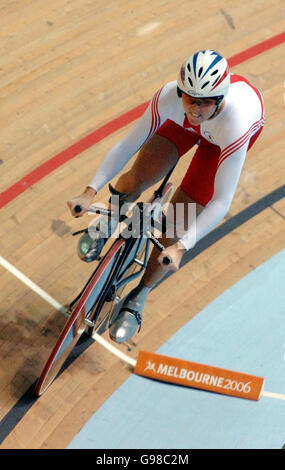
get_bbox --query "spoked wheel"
[35,239,126,396]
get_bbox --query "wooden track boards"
[0,0,284,448]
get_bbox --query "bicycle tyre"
[35,238,126,396]
[36,182,174,395]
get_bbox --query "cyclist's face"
[181,94,218,125]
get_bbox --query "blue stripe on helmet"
[192,52,199,79]
[201,52,223,79]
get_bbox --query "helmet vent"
[201,81,209,89]
[212,75,221,87]
[188,77,193,87]
[187,63,191,72]
[211,69,219,76]
[198,67,203,78]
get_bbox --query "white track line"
[0,254,136,366]
[0,255,68,316]
[262,391,285,400]
[91,332,136,367]
[0,253,284,399]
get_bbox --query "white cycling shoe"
[109,294,144,343]
[77,215,118,262]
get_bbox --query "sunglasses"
[182,94,221,106]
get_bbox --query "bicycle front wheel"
[35,238,126,396]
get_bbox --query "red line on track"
[1,32,284,209]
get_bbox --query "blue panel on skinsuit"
[68,249,285,449]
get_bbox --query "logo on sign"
[144,360,156,373]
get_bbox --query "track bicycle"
[35,167,176,396]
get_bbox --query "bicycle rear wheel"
[35,238,126,396]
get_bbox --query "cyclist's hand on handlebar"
[158,241,186,272]
[67,187,97,217]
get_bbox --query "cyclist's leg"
[114,118,204,202]
[109,125,201,342]
[87,122,194,262]
[142,137,221,285]
[109,137,222,342]
[108,136,179,341]
[113,134,179,202]
[80,134,179,262]
[109,186,204,343]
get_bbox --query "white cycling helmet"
[177,50,230,102]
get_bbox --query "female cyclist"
[67,50,265,343]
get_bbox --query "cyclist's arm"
[87,84,176,193]
[179,143,249,250]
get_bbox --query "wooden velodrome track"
[0,0,284,449]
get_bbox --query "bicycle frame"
[35,164,176,395]
[86,175,176,330]
[70,163,177,312]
